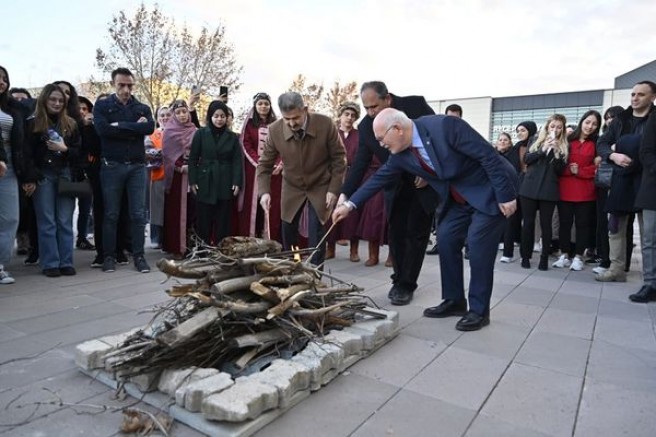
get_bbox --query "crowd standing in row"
[1,66,655,330]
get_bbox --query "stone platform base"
[76,307,399,437]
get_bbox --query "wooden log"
[156,259,207,279]
[210,274,262,296]
[213,299,273,314]
[267,290,311,319]
[228,328,289,348]
[156,307,227,348]
[249,282,279,303]
[258,273,316,286]
[276,283,313,302]
[206,269,246,285]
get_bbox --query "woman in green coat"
[188,101,243,245]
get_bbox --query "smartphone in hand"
[191,84,200,96]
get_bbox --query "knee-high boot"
[365,240,379,267]
[349,239,360,262]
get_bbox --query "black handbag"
[58,177,92,198]
[594,161,613,189]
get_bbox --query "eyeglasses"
[377,125,396,146]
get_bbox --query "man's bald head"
[373,108,413,154]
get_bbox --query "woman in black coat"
[518,114,568,270]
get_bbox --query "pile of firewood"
[104,237,378,379]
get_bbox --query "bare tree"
[324,80,359,120]
[95,3,243,110]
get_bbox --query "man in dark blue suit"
[333,108,518,331]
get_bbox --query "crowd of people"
[1,65,655,330]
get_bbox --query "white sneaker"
[499,256,515,263]
[552,254,571,268]
[592,266,608,274]
[570,256,584,271]
[0,268,15,285]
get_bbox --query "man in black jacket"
[339,81,439,305]
[94,67,155,274]
[630,108,656,302]
[596,80,656,283]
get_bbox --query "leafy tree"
[95,3,243,110]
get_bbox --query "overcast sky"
[3,0,655,109]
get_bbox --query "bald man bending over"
[333,108,518,331]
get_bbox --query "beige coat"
[257,112,346,224]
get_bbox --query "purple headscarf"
[162,103,197,189]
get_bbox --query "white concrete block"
[75,339,113,370]
[249,359,312,407]
[202,378,279,422]
[180,372,234,412]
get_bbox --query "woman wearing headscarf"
[237,92,281,241]
[189,100,243,245]
[162,100,197,257]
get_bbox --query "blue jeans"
[100,161,147,258]
[0,163,19,269]
[642,210,656,287]
[32,168,75,270]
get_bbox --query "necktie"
[409,146,465,204]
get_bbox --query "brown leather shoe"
[325,243,336,260]
[384,257,393,267]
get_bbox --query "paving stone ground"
[1,240,655,436]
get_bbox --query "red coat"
[559,139,597,202]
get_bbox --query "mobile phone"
[549,131,556,140]
[191,85,200,95]
[219,86,229,102]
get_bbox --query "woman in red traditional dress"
[237,92,282,241]
[162,100,197,258]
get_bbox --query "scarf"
[162,113,197,190]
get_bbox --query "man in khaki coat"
[257,92,346,266]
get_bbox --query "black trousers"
[502,200,522,258]
[196,199,232,246]
[520,196,556,259]
[558,200,596,256]
[281,201,325,267]
[388,182,434,292]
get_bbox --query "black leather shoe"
[521,258,530,269]
[538,255,548,271]
[391,289,414,306]
[426,243,439,255]
[43,268,61,278]
[629,285,656,303]
[456,311,490,331]
[423,299,468,318]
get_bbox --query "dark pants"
[595,188,610,267]
[281,201,325,267]
[520,196,557,259]
[76,195,92,240]
[502,200,522,258]
[387,183,434,292]
[196,199,232,246]
[438,202,505,316]
[558,200,596,256]
[100,161,147,259]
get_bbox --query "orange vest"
[149,130,165,181]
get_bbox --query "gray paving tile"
[405,346,508,410]
[533,308,596,340]
[481,363,582,437]
[488,302,544,330]
[597,298,652,321]
[349,334,446,388]
[0,324,25,343]
[0,368,108,428]
[586,341,656,391]
[0,349,76,391]
[402,312,464,345]
[254,373,398,437]
[515,331,591,377]
[383,304,424,329]
[505,287,556,307]
[492,270,531,287]
[558,279,602,299]
[521,274,565,292]
[549,292,599,314]
[594,316,656,352]
[109,290,171,310]
[600,281,639,302]
[466,413,553,437]
[0,294,106,324]
[0,336,57,363]
[353,389,476,437]
[453,321,530,360]
[575,379,656,437]
[6,302,133,335]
